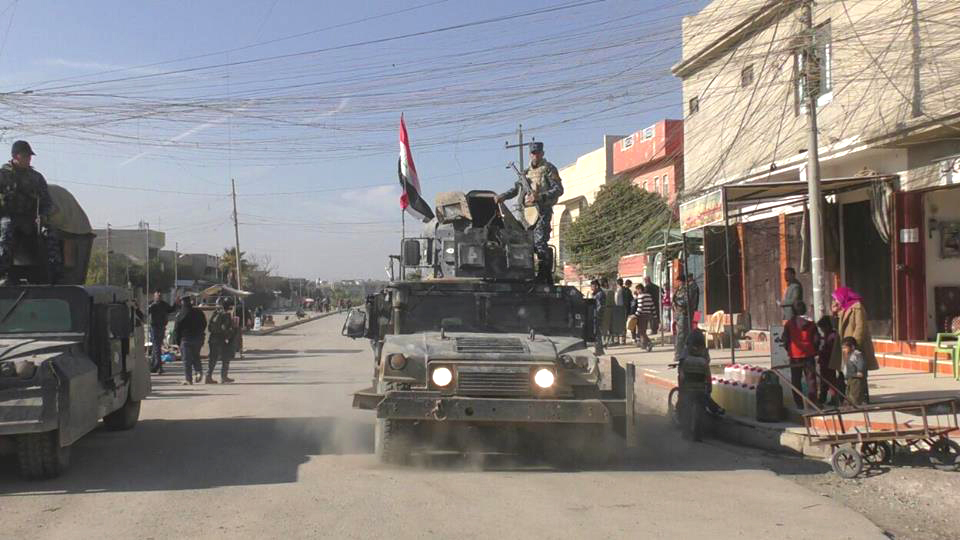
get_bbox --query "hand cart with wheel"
[802,398,960,478]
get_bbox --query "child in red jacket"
[781,301,820,409]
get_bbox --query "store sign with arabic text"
[679,190,724,232]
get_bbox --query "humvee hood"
[384,332,587,361]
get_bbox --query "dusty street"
[1,315,887,539]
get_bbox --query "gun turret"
[399,190,536,281]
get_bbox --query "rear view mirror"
[402,239,421,266]
[342,309,367,338]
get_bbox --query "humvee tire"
[17,431,71,479]
[103,396,141,431]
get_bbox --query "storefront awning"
[724,174,898,206]
[680,174,898,230]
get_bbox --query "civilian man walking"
[172,296,207,385]
[147,289,176,374]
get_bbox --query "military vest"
[209,310,234,337]
[0,165,42,217]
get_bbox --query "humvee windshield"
[0,299,73,333]
[402,291,578,336]
[0,287,90,335]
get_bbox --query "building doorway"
[842,200,892,337]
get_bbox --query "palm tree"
[219,247,256,288]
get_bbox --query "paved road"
[0,315,886,539]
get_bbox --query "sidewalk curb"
[247,310,343,336]
[631,364,827,458]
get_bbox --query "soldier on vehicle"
[206,296,237,384]
[0,140,61,284]
[495,141,563,282]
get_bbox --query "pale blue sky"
[0,0,705,279]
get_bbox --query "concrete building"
[549,135,623,285]
[611,119,684,208]
[92,226,164,263]
[674,0,960,371]
[158,251,219,282]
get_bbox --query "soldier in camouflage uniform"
[0,140,61,284]
[206,296,237,384]
[496,141,563,282]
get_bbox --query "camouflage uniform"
[498,159,563,280]
[207,305,237,381]
[0,162,61,281]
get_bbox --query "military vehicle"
[346,190,635,465]
[0,185,150,479]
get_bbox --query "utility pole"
[231,178,242,290]
[801,0,827,320]
[173,242,178,299]
[504,124,533,172]
[105,223,111,286]
[143,221,150,296]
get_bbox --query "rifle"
[508,161,539,228]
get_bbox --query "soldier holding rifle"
[495,141,563,282]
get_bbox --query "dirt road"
[0,315,886,539]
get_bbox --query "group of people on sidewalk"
[780,268,878,409]
[147,290,241,386]
[590,276,666,354]
[588,264,878,410]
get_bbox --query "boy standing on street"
[781,301,819,409]
[842,336,867,406]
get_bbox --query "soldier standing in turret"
[0,140,61,284]
[495,141,563,282]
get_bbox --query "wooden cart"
[802,398,960,478]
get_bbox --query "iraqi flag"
[398,115,434,223]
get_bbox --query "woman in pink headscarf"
[828,287,879,401]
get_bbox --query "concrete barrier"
[629,361,825,458]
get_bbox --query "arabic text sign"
[679,190,724,232]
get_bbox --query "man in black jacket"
[172,295,207,385]
[147,289,176,374]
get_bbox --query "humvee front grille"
[456,369,530,397]
[455,337,525,354]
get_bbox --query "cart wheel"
[860,441,892,465]
[667,387,680,427]
[928,438,960,471]
[831,446,864,479]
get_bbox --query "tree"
[564,179,673,276]
[85,248,173,291]
[219,247,257,288]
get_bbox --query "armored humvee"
[0,186,150,479]
[346,190,635,465]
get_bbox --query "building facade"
[92,227,165,263]
[611,119,684,208]
[675,0,960,370]
[549,135,623,285]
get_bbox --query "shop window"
[621,135,634,150]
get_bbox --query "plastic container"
[724,364,735,381]
[746,385,757,419]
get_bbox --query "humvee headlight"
[387,353,407,371]
[533,368,555,388]
[431,366,453,387]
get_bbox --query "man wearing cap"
[0,140,60,284]
[495,141,564,282]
